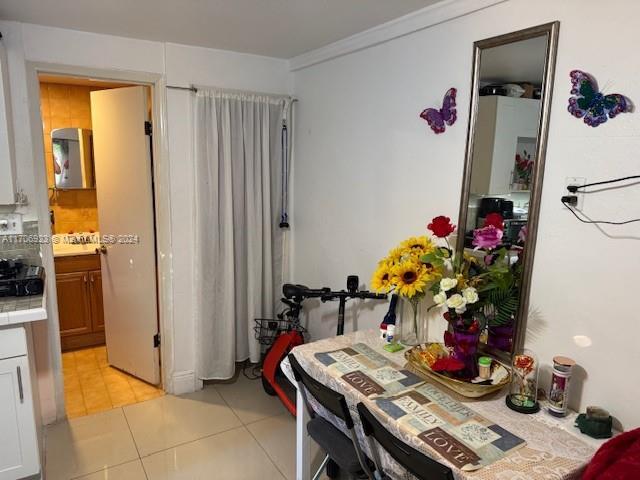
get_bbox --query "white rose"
[433,292,447,306]
[446,294,467,314]
[440,277,458,292]
[462,287,479,304]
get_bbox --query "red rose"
[431,357,465,373]
[484,212,504,230]
[428,216,456,238]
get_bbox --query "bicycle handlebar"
[281,277,387,336]
[320,290,387,302]
[282,283,386,303]
[282,284,330,300]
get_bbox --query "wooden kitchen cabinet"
[56,271,92,336]
[89,270,104,331]
[55,254,105,351]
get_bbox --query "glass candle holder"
[547,356,576,417]
[506,349,540,414]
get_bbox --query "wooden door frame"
[25,62,174,421]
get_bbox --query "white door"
[91,86,159,385]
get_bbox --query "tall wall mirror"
[457,22,559,360]
[51,127,95,189]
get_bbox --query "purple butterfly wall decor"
[420,88,457,134]
[568,70,632,127]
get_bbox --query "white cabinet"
[0,328,39,480]
[470,96,540,195]
[0,36,16,205]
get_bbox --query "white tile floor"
[45,373,330,480]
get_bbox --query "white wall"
[0,20,290,420]
[291,0,640,430]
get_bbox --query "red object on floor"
[582,427,640,479]
[261,330,304,416]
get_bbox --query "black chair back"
[357,403,454,480]
[288,353,354,428]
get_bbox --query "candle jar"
[547,356,576,417]
[506,349,540,414]
[478,356,492,380]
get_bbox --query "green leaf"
[429,282,441,295]
[486,285,519,326]
[421,253,444,269]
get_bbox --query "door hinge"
[153,333,160,348]
[144,121,152,136]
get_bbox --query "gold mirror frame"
[456,22,560,361]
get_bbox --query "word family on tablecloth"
[314,343,526,472]
[314,343,424,396]
[374,383,526,471]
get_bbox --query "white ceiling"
[0,0,442,59]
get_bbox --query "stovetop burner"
[0,259,23,279]
[0,259,44,297]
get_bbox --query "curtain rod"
[167,85,197,92]
[166,84,298,102]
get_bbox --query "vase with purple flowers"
[446,316,482,379]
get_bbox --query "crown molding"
[289,0,508,71]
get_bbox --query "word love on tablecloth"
[375,383,526,471]
[314,343,424,397]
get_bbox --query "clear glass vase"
[399,297,426,346]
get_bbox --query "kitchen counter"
[0,293,47,325]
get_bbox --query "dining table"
[282,329,608,480]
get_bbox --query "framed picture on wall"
[512,136,536,191]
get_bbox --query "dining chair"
[357,402,454,480]
[288,353,374,479]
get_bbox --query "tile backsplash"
[0,220,42,265]
[50,189,99,234]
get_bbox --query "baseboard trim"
[171,370,197,395]
[289,0,508,71]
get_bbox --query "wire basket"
[254,317,306,346]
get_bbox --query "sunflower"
[371,263,394,293]
[392,260,430,298]
[386,246,410,264]
[400,236,435,258]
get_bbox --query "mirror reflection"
[461,33,552,355]
[52,127,95,189]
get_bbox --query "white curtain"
[194,89,290,380]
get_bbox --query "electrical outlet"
[0,213,23,235]
[564,176,587,210]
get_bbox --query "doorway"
[38,74,163,418]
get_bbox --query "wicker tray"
[405,343,511,398]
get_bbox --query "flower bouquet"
[373,214,522,377]
[426,214,523,376]
[423,220,486,378]
[371,234,444,345]
[424,213,523,378]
